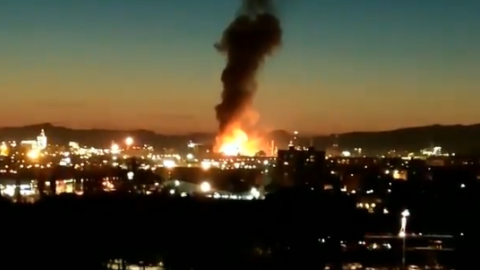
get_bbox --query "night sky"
[1,0,479,134]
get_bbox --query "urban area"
[0,128,468,270]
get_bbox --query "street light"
[399,209,410,269]
[125,137,133,147]
[200,182,211,193]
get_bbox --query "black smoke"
[215,0,282,134]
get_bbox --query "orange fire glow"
[215,126,261,156]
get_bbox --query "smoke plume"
[215,0,282,133]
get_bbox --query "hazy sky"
[1,0,479,134]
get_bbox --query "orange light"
[215,125,261,156]
[0,142,8,156]
[125,137,133,146]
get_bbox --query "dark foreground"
[0,189,474,270]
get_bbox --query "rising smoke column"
[215,0,282,134]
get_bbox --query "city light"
[250,187,260,199]
[163,160,176,168]
[0,142,8,156]
[200,182,211,193]
[125,137,133,146]
[399,209,410,237]
[110,143,120,154]
[201,161,211,170]
[399,209,410,269]
[27,149,40,159]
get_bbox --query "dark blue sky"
[1,0,479,134]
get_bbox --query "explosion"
[215,124,261,156]
[214,0,282,156]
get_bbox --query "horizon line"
[0,122,477,137]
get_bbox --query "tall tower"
[269,140,276,156]
[37,129,47,149]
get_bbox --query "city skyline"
[1,0,479,134]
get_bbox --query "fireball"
[215,126,260,156]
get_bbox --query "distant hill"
[1,123,480,153]
[329,124,480,153]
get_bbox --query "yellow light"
[0,142,8,156]
[200,182,211,193]
[125,137,133,146]
[215,125,260,156]
[27,149,40,159]
[201,161,211,170]
[111,143,120,154]
[163,160,175,168]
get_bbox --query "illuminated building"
[188,141,212,158]
[268,140,277,157]
[287,131,299,149]
[421,146,443,156]
[37,129,47,149]
[276,146,326,187]
[325,134,341,157]
[69,141,80,149]
[20,140,37,149]
[20,129,48,150]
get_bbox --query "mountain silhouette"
[1,123,480,153]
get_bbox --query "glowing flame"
[0,142,8,156]
[215,127,260,156]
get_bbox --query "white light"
[174,180,180,186]
[111,143,120,154]
[127,171,134,180]
[200,182,211,193]
[125,137,133,146]
[399,209,409,238]
[250,187,260,199]
[186,153,194,159]
[201,161,211,170]
[27,149,40,159]
[401,217,406,228]
[169,189,175,194]
[163,160,175,168]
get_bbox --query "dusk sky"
[1,0,479,134]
